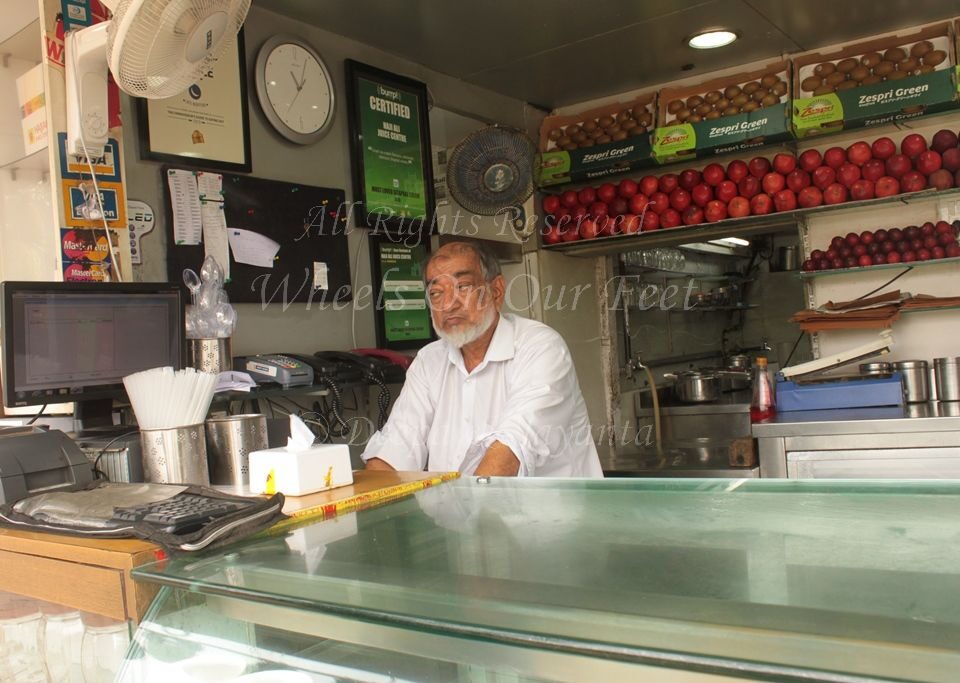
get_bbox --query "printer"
[0,427,94,504]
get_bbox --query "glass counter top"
[134,478,960,682]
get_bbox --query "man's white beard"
[435,305,497,349]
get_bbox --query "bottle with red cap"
[750,356,776,422]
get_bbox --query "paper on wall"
[167,169,202,245]
[227,228,280,268]
[201,202,231,281]
[313,262,328,290]
[196,171,223,201]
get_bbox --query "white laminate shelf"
[0,148,48,174]
[0,18,41,63]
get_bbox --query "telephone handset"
[315,350,406,384]
[350,348,412,371]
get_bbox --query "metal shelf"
[797,255,960,279]
[544,185,960,258]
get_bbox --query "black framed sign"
[136,30,252,173]
[345,59,435,240]
[369,234,436,350]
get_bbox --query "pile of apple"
[803,220,960,270]
[542,129,960,245]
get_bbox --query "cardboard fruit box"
[537,94,657,187]
[652,60,792,163]
[792,21,959,138]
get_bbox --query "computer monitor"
[1,281,183,431]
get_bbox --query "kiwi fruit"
[825,71,847,86]
[620,118,637,132]
[801,75,823,92]
[835,80,858,91]
[760,73,779,88]
[814,62,836,77]
[675,107,691,122]
[611,130,628,141]
[597,115,614,128]
[562,142,578,151]
[723,85,742,99]
[667,99,684,114]
[565,124,581,136]
[751,89,767,102]
[605,123,621,135]
[579,138,594,148]
[772,81,787,97]
[884,47,907,63]
[760,93,779,106]
[588,127,605,140]
[898,57,919,74]
[548,128,563,141]
[722,105,740,116]
[573,131,587,143]
[638,111,654,126]
[910,40,933,59]
[557,135,571,147]
[704,90,722,104]
[813,84,834,96]
[860,74,883,85]
[742,81,761,94]
[686,94,704,108]
[732,93,749,107]
[696,102,713,116]
[917,63,936,75]
[705,110,722,120]
[873,61,895,76]
[715,97,730,110]
[849,65,870,82]
[741,100,759,113]
[617,110,633,123]
[595,134,612,144]
[887,70,908,81]
[923,50,947,67]
[687,113,703,123]
[836,58,858,73]
[861,52,882,68]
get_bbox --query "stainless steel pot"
[664,370,720,403]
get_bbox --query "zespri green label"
[653,107,790,163]
[538,135,654,186]
[358,77,427,218]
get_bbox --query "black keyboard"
[110,493,254,534]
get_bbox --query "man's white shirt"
[361,313,604,477]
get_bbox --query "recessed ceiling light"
[688,30,738,49]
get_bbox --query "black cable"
[26,404,47,425]
[365,370,391,429]
[315,376,349,437]
[854,267,914,301]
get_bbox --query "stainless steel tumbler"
[139,424,210,485]
[204,414,268,487]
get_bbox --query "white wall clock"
[255,35,335,144]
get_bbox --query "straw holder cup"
[187,338,232,374]
[205,414,268,487]
[140,424,210,485]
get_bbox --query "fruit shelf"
[544,184,960,257]
[796,254,960,278]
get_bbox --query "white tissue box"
[248,444,353,496]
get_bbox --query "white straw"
[123,366,218,430]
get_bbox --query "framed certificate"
[136,30,251,173]
[345,60,435,241]
[368,234,435,350]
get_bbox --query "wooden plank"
[0,528,160,569]
[0,549,127,620]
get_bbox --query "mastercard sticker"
[61,228,111,262]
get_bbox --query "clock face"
[257,37,334,143]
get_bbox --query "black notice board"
[163,167,352,303]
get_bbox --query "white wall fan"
[66,0,251,157]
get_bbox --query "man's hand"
[474,440,520,477]
[364,457,396,471]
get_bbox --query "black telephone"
[314,351,405,384]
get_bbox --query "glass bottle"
[81,614,130,683]
[750,356,776,422]
[0,594,48,683]
[42,603,85,683]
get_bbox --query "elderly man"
[362,239,602,477]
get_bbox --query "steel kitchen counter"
[754,404,960,478]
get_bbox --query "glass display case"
[123,477,960,682]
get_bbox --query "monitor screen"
[1,282,183,408]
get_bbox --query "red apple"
[916,150,943,176]
[937,232,956,247]
[691,183,713,207]
[737,175,761,199]
[931,129,959,154]
[748,156,771,178]
[929,169,955,190]
[845,232,860,247]
[660,208,682,229]
[932,246,946,259]
[862,159,886,183]
[678,169,701,191]
[570,204,588,221]
[728,196,751,218]
[923,235,939,250]
[798,186,823,208]
[702,163,725,187]
[640,175,659,197]
[799,149,823,172]
[824,147,847,168]
[590,201,609,217]
[885,154,912,179]
[858,254,873,267]
[947,244,960,257]
[853,243,868,257]
[846,141,872,166]
[575,187,596,207]
[542,195,561,215]
[597,183,617,203]
[773,189,797,212]
[810,250,825,261]
[872,254,887,265]
[628,194,650,214]
[886,251,902,264]
[838,163,862,188]
[560,190,579,208]
[860,231,875,245]
[617,179,639,199]
[871,137,896,161]
[715,180,738,203]
[641,210,660,231]
[773,153,797,175]
[669,188,691,212]
[905,225,920,240]
[579,217,601,240]
[823,183,848,205]
[602,215,622,237]
[750,193,773,215]
[942,148,960,173]
[542,225,561,245]
[621,213,641,234]
[849,179,875,201]
[917,248,932,261]
[889,228,904,242]
[874,176,901,198]
[901,171,927,193]
[901,133,928,160]
[683,206,705,226]
[903,251,917,262]
[762,172,786,195]
[610,197,629,216]
[726,159,749,183]
[648,192,669,215]
[802,259,816,272]
[704,199,727,222]
[786,169,811,193]
[935,221,954,234]
[921,222,935,236]
[830,236,846,250]
[812,165,837,190]
[560,217,580,242]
